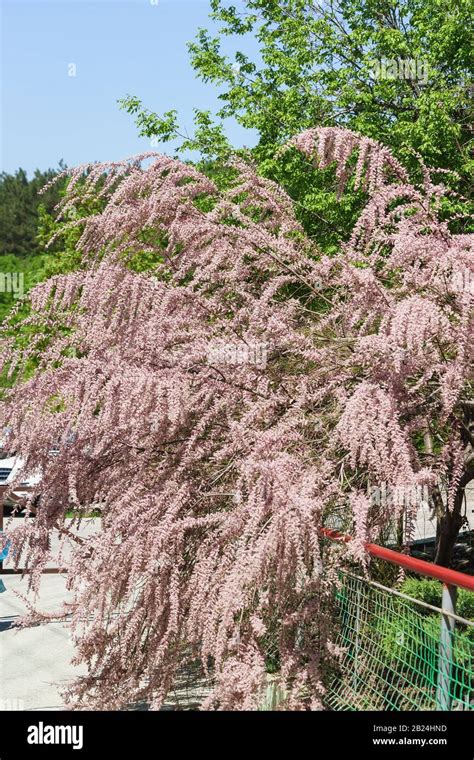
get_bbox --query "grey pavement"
[2,516,101,570]
[0,519,99,711]
[0,574,85,711]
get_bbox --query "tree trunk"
[434,483,467,568]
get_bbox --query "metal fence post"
[436,583,457,711]
[352,581,361,693]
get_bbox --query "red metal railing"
[320,527,474,592]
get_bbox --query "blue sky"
[1,0,258,175]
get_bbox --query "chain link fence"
[325,573,474,711]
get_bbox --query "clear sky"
[1,0,258,176]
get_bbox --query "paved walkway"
[0,518,99,710]
[0,574,84,710]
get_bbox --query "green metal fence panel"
[326,573,474,711]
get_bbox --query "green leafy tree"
[0,164,72,322]
[0,164,66,257]
[120,0,473,250]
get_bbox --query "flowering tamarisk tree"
[0,127,472,710]
[287,128,473,566]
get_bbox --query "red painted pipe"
[320,527,474,593]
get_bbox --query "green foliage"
[0,164,66,258]
[400,577,474,622]
[0,253,53,323]
[120,0,473,250]
[0,164,77,325]
[0,179,91,393]
[118,95,231,161]
[0,202,84,324]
